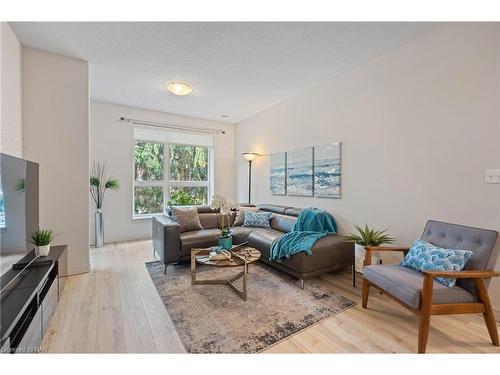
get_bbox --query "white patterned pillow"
[400,239,473,287]
[242,211,272,228]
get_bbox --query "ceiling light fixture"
[166,81,193,96]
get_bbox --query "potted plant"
[29,229,55,257]
[210,194,234,250]
[167,191,199,206]
[90,161,119,248]
[346,224,395,273]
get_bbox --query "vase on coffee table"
[219,235,233,250]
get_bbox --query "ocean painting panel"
[314,143,341,198]
[287,147,313,196]
[270,152,286,195]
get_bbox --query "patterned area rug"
[145,261,355,353]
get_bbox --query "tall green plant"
[346,224,395,246]
[90,161,120,209]
[167,191,198,206]
[29,229,55,246]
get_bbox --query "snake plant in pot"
[90,161,120,248]
[210,194,235,251]
[29,229,55,257]
[346,224,395,273]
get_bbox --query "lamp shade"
[241,152,260,162]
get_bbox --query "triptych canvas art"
[269,143,341,198]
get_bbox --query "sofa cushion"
[232,206,259,227]
[230,226,256,244]
[170,206,203,233]
[258,204,289,215]
[363,264,475,309]
[248,229,284,259]
[179,229,220,256]
[270,214,296,233]
[196,206,218,214]
[198,212,218,229]
[283,207,302,217]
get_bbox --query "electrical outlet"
[104,219,112,226]
[485,169,500,184]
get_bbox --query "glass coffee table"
[190,243,261,301]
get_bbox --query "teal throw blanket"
[269,207,337,262]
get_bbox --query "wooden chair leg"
[362,279,370,308]
[475,278,500,346]
[418,275,434,354]
[418,311,432,354]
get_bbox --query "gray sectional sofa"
[152,204,354,286]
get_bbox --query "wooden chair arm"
[363,246,410,267]
[422,270,500,279]
[364,246,410,253]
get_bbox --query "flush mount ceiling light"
[166,81,193,96]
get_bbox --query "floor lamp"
[241,152,260,204]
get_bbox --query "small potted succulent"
[211,194,234,250]
[346,224,395,273]
[29,229,55,257]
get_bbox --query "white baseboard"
[90,235,151,247]
[66,263,90,276]
[0,247,26,254]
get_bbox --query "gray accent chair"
[362,220,500,353]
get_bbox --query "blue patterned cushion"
[400,239,473,287]
[242,211,272,228]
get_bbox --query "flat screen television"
[0,153,39,278]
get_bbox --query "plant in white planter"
[29,229,55,257]
[346,224,395,273]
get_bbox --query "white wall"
[23,47,90,275]
[0,22,23,157]
[90,100,234,244]
[235,23,500,311]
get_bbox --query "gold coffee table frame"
[190,244,261,301]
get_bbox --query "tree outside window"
[133,140,210,216]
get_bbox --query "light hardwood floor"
[41,240,500,353]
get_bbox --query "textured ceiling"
[10,22,437,123]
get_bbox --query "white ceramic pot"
[36,244,51,257]
[354,243,381,273]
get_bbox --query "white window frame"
[132,139,214,219]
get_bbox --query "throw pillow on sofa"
[232,206,260,227]
[400,239,473,287]
[242,211,272,228]
[170,206,203,232]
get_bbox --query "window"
[133,125,214,217]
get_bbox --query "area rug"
[145,261,355,353]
